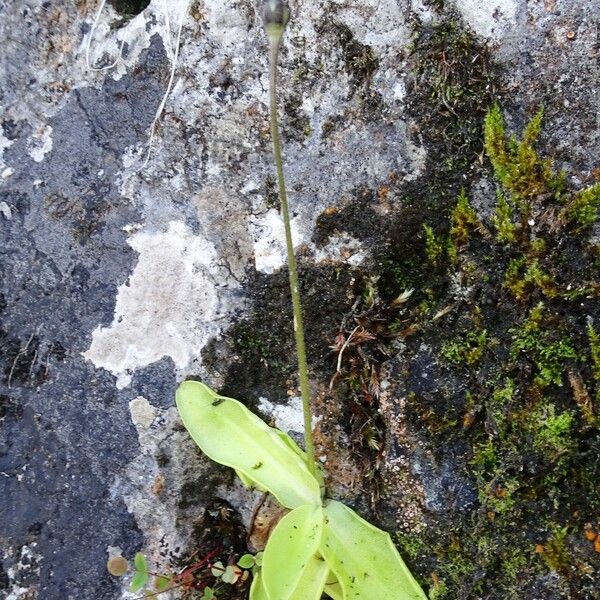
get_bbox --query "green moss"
[587,322,600,402]
[423,224,445,266]
[503,257,557,301]
[483,478,521,516]
[531,405,575,457]
[492,193,518,244]
[434,546,477,592]
[510,304,578,388]
[395,531,429,562]
[471,439,498,472]
[450,189,480,247]
[441,329,489,367]
[484,105,564,201]
[563,182,600,228]
[540,526,570,573]
[588,323,600,381]
[500,548,529,582]
[428,578,449,600]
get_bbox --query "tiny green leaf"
[130,570,149,593]
[238,554,256,569]
[320,500,427,600]
[262,504,324,600]
[211,561,225,577]
[133,552,148,573]
[254,552,264,567]
[154,575,171,592]
[202,587,216,600]
[176,381,321,509]
[222,565,237,584]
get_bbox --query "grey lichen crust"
[1,1,599,599]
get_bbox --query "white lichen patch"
[0,130,14,173]
[333,0,412,50]
[248,209,305,274]
[83,221,223,388]
[313,233,366,267]
[453,0,519,41]
[4,543,42,600]
[0,202,12,220]
[28,125,53,163]
[80,2,155,81]
[258,396,305,435]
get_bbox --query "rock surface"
[1,0,598,599]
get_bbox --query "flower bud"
[263,0,290,40]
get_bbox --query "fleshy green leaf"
[176,381,321,509]
[288,553,329,600]
[238,554,256,569]
[250,571,269,600]
[130,570,149,593]
[320,500,427,600]
[262,504,324,600]
[133,552,148,573]
[235,468,268,492]
[324,581,343,600]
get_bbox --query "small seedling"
[108,548,238,598]
[175,2,427,599]
[130,552,149,593]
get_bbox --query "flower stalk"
[264,1,317,477]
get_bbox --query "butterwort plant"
[176,2,427,599]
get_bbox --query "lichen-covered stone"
[1,1,598,599]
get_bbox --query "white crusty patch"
[0,130,14,173]
[83,221,219,388]
[258,396,320,435]
[454,0,518,41]
[28,125,53,163]
[313,233,366,267]
[258,396,305,435]
[248,208,305,274]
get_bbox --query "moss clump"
[484,104,565,201]
[410,18,495,164]
[563,182,600,228]
[503,257,557,301]
[531,405,575,457]
[441,329,489,367]
[328,23,379,93]
[587,323,600,402]
[510,304,578,388]
[381,95,599,598]
[539,526,570,573]
[491,193,517,244]
[449,189,481,247]
[423,224,445,266]
[485,104,600,233]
